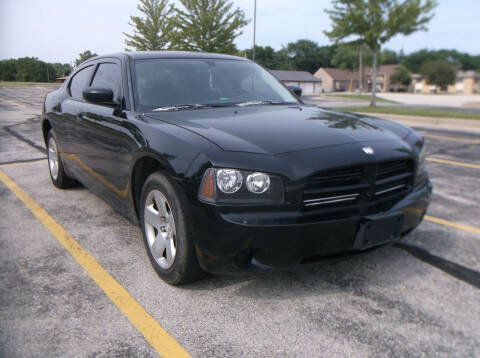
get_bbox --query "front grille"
[302,159,414,215]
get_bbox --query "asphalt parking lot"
[1,86,479,357]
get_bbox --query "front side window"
[69,65,94,100]
[91,63,122,102]
[133,59,298,111]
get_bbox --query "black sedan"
[41,51,432,285]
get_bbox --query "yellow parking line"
[422,133,480,145]
[0,170,191,358]
[426,157,480,170]
[0,96,26,108]
[425,215,480,236]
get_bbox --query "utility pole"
[252,0,257,61]
[358,45,364,94]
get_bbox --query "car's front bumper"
[189,179,433,274]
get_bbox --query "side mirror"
[83,87,115,105]
[287,85,302,97]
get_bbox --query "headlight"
[246,172,270,194]
[216,169,243,193]
[198,168,283,205]
[417,145,426,175]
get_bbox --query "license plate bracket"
[354,213,404,249]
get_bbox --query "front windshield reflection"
[133,58,298,112]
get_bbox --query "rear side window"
[91,63,122,102]
[69,65,94,100]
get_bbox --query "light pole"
[253,0,257,61]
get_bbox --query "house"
[270,70,322,96]
[314,68,359,92]
[314,64,402,93]
[449,71,479,94]
[365,64,400,92]
[411,70,479,94]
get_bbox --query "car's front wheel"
[47,131,77,189]
[140,171,205,285]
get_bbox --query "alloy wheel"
[48,136,59,180]
[144,189,177,269]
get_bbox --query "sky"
[0,0,479,65]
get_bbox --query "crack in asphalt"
[0,157,47,166]
[3,116,46,154]
[394,243,480,289]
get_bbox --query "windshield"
[133,58,298,111]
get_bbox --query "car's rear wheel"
[47,131,77,189]
[140,171,205,285]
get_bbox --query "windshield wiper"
[152,104,207,112]
[235,101,295,107]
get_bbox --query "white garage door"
[301,82,314,95]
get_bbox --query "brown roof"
[317,65,401,81]
[379,64,400,75]
[317,68,359,81]
[270,70,322,82]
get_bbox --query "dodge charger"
[41,51,432,285]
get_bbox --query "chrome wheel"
[48,136,59,180]
[144,189,177,269]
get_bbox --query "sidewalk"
[355,112,480,134]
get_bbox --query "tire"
[46,131,77,189]
[140,171,205,285]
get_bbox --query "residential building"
[314,64,402,93]
[411,70,479,94]
[365,64,400,93]
[270,70,323,95]
[449,71,479,94]
[313,68,359,92]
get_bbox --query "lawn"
[325,93,398,104]
[338,106,480,120]
[0,81,58,87]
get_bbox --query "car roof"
[86,51,249,62]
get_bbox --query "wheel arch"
[130,155,175,221]
[42,118,52,145]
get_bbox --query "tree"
[402,49,480,73]
[74,50,97,67]
[171,0,248,54]
[421,60,456,92]
[0,57,58,82]
[51,63,72,78]
[124,0,174,51]
[325,0,436,106]
[286,39,325,73]
[381,49,399,64]
[332,44,373,70]
[243,46,293,70]
[390,65,411,90]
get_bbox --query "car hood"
[145,105,412,155]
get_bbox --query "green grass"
[338,106,480,120]
[326,93,398,104]
[0,81,58,87]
